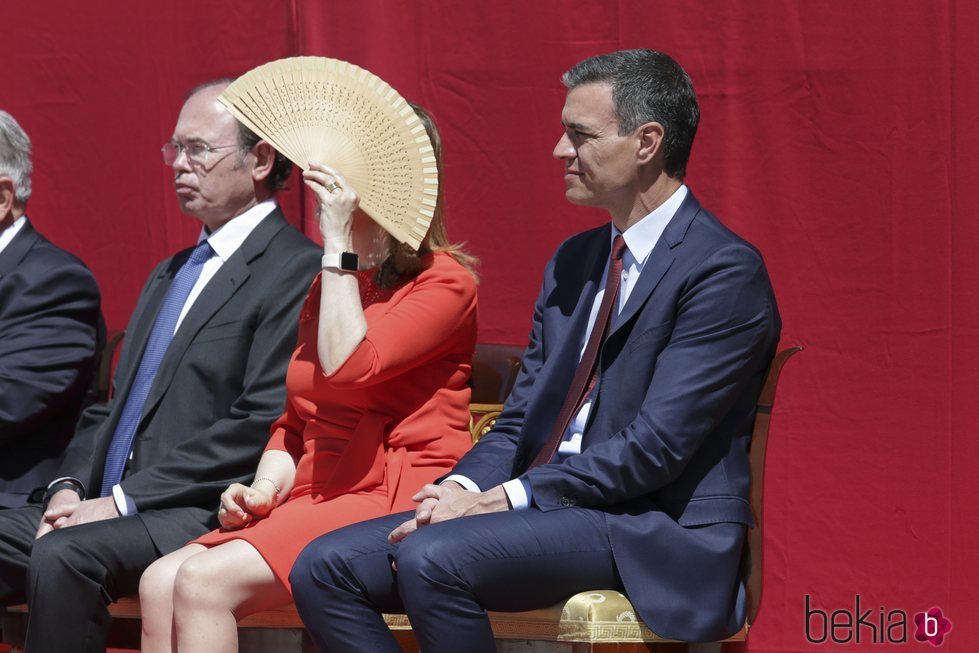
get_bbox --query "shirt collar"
[198,200,276,262]
[613,184,688,266]
[0,215,27,257]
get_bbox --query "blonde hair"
[376,104,478,287]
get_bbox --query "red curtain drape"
[3,1,976,650]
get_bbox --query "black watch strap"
[42,480,84,510]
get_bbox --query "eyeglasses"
[162,141,239,168]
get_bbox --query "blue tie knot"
[188,240,215,265]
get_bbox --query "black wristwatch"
[41,480,84,510]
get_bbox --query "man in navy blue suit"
[291,49,781,651]
[0,110,102,509]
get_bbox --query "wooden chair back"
[471,343,523,403]
[746,346,803,625]
[469,343,523,441]
[96,330,126,403]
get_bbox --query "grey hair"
[562,49,699,178]
[0,111,33,203]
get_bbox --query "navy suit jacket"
[0,219,102,508]
[452,192,781,640]
[56,209,321,553]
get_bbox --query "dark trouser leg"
[292,511,410,653]
[291,507,621,653]
[0,506,43,604]
[396,507,621,653]
[25,515,160,653]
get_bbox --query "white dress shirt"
[0,215,27,256]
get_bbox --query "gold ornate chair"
[487,346,803,652]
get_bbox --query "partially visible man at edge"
[0,80,321,653]
[291,49,781,652]
[0,110,102,509]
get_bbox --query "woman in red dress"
[138,105,477,653]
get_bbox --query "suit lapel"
[607,192,702,340]
[517,227,609,464]
[552,227,610,375]
[111,256,184,403]
[138,210,287,419]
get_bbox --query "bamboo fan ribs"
[219,57,437,249]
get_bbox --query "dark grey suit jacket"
[56,208,321,552]
[452,192,781,640]
[0,219,102,508]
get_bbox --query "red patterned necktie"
[529,235,626,469]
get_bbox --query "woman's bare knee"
[172,552,225,611]
[140,554,180,606]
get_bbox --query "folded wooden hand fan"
[219,57,437,249]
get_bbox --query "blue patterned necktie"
[99,240,215,497]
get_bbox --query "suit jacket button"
[561,497,576,507]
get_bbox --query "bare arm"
[303,163,368,375]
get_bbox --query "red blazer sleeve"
[264,393,306,463]
[263,287,315,463]
[324,254,477,388]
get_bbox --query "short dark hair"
[562,49,699,178]
[188,78,293,191]
[234,122,293,191]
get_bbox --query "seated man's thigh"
[0,505,44,603]
[292,510,410,614]
[30,515,159,600]
[396,507,622,612]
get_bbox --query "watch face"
[340,252,359,271]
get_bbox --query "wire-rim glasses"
[162,141,240,168]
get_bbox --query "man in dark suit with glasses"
[0,80,320,653]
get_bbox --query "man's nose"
[171,148,193,172]
[553,132,574,160]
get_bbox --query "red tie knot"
[611,235,626,261]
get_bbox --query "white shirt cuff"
[111,484,137,516]
[442,474,480,493]
[502,479,530,510]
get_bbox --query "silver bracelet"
[251,476,281,501]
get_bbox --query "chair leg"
[689,644,723,653]
[238,628,305,653]
[496,642,572,652]
[0,608,26,650]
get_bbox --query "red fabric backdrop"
[3,1,977,650]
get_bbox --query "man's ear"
[0,177,16,219]
[636,122,665,165]
[250,141,277,183]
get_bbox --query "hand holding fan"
[219,57,437,249]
